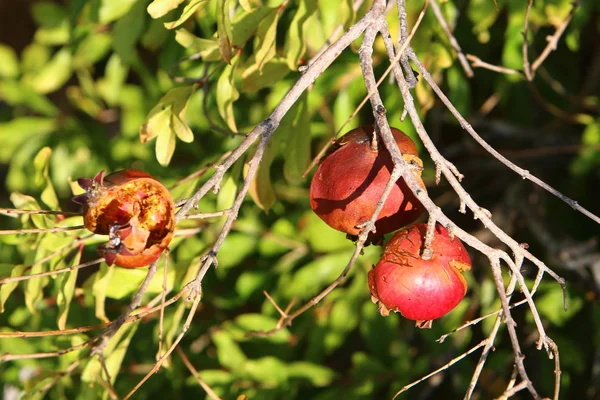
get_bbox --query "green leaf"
[23,48,73,94]
[164,0,209,29]
[535,286,583,327]
[156,121,177,166]
[216,56,240,133]
[25,247,51,314]
[172,112,194,143]
[56,246,82,329]
[0,44,19,78]
[242,57,290,93]
[0,265,26,313]
[99,0,139,23]
[92,264,115,323]
[242,357,289,385]
[81,322,140,384]
[286,249,354,299]
[231,6,275,48]
[212,330,247,371]
[140,103,172,144]
[217,233,257,268]
[284,0,318,70]
[104,264,174,299]
[0,117,56,163]
[31,2,69,45]
[147,0,186,19]
[174,29,221,60]
[113,0,146,65]
[216,0,233,63]
[33,147,59,210]
[97,54,129,106]
[282,92,311,184]
[253,8,279,72]
[74,32,112,68]
[288,361,336,386]
[246,132,281,211]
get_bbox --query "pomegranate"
[309,125,425,239]
[368,223,471,328]
[73,170,175,268]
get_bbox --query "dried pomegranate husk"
[368,223,471,328]
[74,169,175,268]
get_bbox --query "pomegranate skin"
[368,223,471,326]
[74,170,175,268]
[309,125,425,236]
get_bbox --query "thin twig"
[429,0,473,77]
[0,225,85,235]
[176,346,222,400]
[522,0,534,81]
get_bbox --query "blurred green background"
[1,0,599,398]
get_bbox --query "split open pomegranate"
[73,169,175,268]
[368,223,471,328]
[309,125,425,239]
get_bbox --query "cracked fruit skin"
[368,223,471,328]
[309,125,425,236]
[73,170,175,268]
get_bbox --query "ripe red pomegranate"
[73,170,175,268]
[368,223,471,328]
[309,125,425,238]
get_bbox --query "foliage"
[0,0,599,399]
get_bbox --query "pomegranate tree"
[368,223,471,328]
[73,169,175,268]
[309,125,425,239]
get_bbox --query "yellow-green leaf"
[140,103,172,143]
[172,112,194,143]
[164,0,209,29]
[216,56,239,133]
[216,0,233,63]
[284,0,318,70]
[231,6,276,48]
[56,246,82,329]
[174,29,221,60]
[242,57,290,93]
[147,0,186,19]
[92,264,115,323]
[24,48,73,94]
[33,147,59,210]
[0,265,26,313]
[246,134,280,212]
[0,44,19,78]
[254,8,279,72]
[282,93,311,184]
[156,126,177,166]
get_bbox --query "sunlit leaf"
[24,48,73,94]
[99,0,139,24]
[31,2,69,45]
[282,92,311,185]
[0,44,19,78]
[56,246,82,329]
[0,265,26,313]
[174,29,220,60]
[113,0,146,64]
[33,147,59,211]
[231,6,275,48]
[242,57,290,93]
[284,0,318,70]
[156,123,177,166]
[147,0,186,19]
[92,264,115,323]
[164,0,209,29]
[216,0,233,63]
[216,56,240,133]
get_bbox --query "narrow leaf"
[284,0,318,70]
[156,123,177,166]
[57,246,82,329]
[216,0,233,63]
[216,56,239,133]
[147,0,186,19]
[254,8,279,72]
[282,93,311,184]
[164,0,209,29]
[172,112,194,143]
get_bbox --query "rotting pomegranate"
[73,169,175,268]
[368,223,471,328]
[309,125,425,240]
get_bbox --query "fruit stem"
[369,127,378,152]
